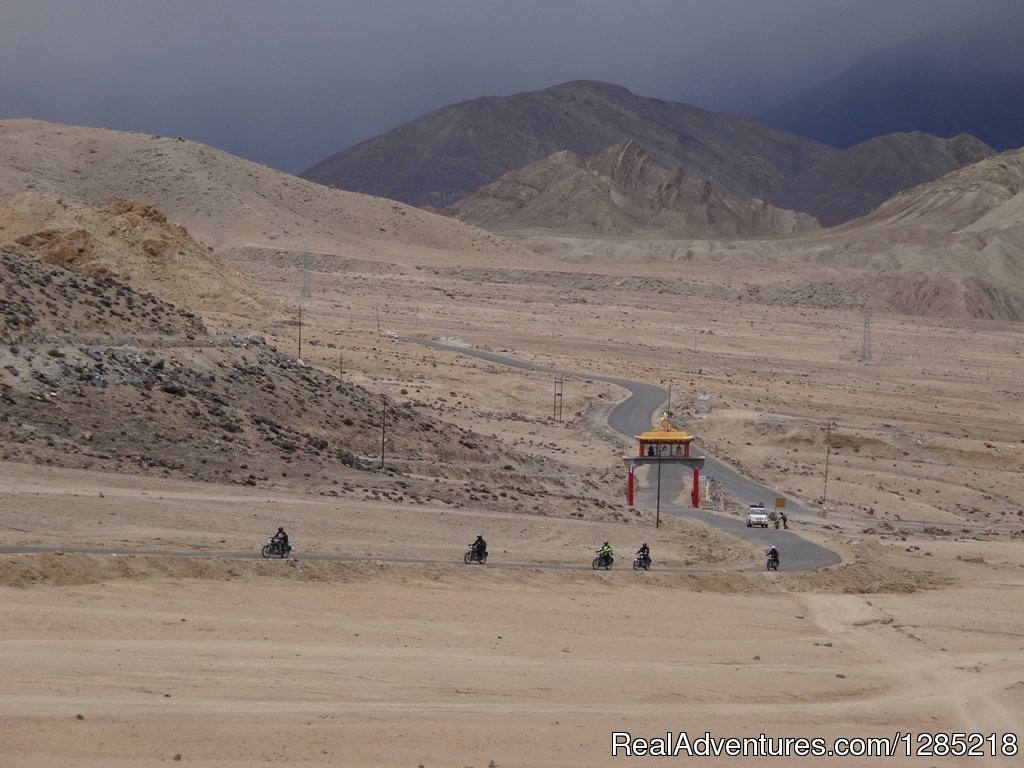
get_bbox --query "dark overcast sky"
[1,0,1019,174]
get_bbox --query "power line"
[553,376,564,422]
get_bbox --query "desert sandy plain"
[1,119,1024,767]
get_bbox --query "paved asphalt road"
[0,543,755,572]
[402,337,841,570]
[0,338,843,572]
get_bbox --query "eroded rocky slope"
[1,249,619,513]
[448,140,820,237]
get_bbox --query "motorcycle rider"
[597,540,613,565]
[271,526,289,553]
[779,510,788,529]
[636,542,650,567]
[472,534,487,560]
[767,545,780,568]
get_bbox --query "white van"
[746,503,770,528]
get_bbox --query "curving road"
[402,337,841,570]
[0,338,841,572]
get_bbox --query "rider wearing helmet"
[272,526,289,552]
[598,540,613,563]
[472,534,487,558]
[767,545,779,565]
[636,542,650,566]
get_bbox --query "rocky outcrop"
[0,249,548,499]
[447,140,820,238]
[0,193,286,328]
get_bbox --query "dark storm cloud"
[0,0,1019,173]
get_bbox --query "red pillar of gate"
[627,465,635,507]
[691,467,700,508]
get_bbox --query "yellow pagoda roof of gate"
[637,415,693,443]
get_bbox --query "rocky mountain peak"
[447,141,818,238]
[584,140,672,192]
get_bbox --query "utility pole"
[301,246,311,298]
[380,396,387,469]
[339,352,343,382]
[822,419,834,517]
[655,455,662,529]
[653,378,673,529]
[861,301,872,361]
[297,305,303,361]
[553,376,564,421]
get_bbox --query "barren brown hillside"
[0,119,532,261]
[502,148,1024,320]
[771,131,994,226]
[5,119,1024,320]
[0,248,623,517]
[846,145,1024,234]
[448,140,820,237]
[0,193,285,329]
[301,79,836,207]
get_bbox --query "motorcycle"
[261,537,292,558]
[464,546,488,564]
[633,553,651,571]
[766,553,780,571]
[592,551,614,570]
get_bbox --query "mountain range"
[771,132,993,226]
[756,21,1024,152]
[2,117,1024,322]
[302,80,835,209]
[301,80,996,226]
